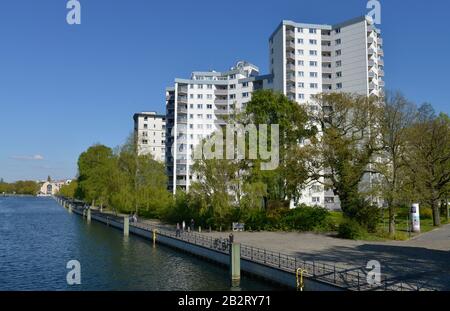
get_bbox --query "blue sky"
[0,0,449,182]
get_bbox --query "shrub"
[281,205,330,232]
[338,219,366,240]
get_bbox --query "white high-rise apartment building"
[165,61,273,193]
[133,112,166,162]
[269,16,384,209]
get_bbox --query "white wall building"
[269,16,384,209]
[165,61,273,193]
[134,112,166,162]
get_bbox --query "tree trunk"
[431,200,441,227]
[388,204,396,236]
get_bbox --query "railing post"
[87,208,91,223]
[279,253,281,268]
[334,264,336,284]
[313,262,315,277]
[357,271,360,290]
[230,243,241,288]
[123,216,129,237]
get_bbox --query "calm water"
[0,197,278,291]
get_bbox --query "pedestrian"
[190,219,195,232]
[182,220,186,232]
[229,232,234,244]
[176,223,181,237]
[133,213,138,223]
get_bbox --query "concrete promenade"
[71,204,450,290]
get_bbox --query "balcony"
[368,48,375,55]
[378,48,384,56]
[379,80,385,87]
[286,41,296,50]
[369,82,377,90]
[177,117,188,124]
[379,70,385,77]
[321,45,332,52]
[286,63,296,72]
[322,56,332,63]
[177,108,188,114]
[378,59,384,66]
[378,38,383,46]
[367,37,374,44]
[176,159,188,165]
[178,86,188,94]
[214,109,228,115]
[214,89,228,96]
[367,25,374,33]
[215,118,227,125]
[286,74,296,83]
[286,85,296,93]
[286,30,295,38]
[177,96,188,104]
[214,99,228,105]
[166,95,175,101]
[176,179,187,186]
[286,52,296,61]
[322,66,332,74]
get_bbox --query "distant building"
[38,180,71,196]
[133,112,166,162]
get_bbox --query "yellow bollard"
[296,268,307,291]
[153,229,157,246]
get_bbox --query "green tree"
[377,92,417,235]
[405,109,450,226]
[58,180,78,198]
[308,93,384,220]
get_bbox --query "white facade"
[134,112,166,162]
[269,16,384,209]
[165,61,273,193]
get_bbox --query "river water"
[0,197,278,291]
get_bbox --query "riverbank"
[57,197,440,291]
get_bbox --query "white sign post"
[410,203,421,233]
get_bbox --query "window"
[310,72,318,78]
[189,94,194,99]
[335,50,342,56]
[189,114,193,119]
[197,124,203,129]
[242,92,249,98]
[297,60,304,66]
[207,124,212,129]
[325,197,335,203]
[197,104,203,109]
[336,60,342,67]
[206,114,212,119]
[229,84,236,89]
[309,28,317,34]
[297,49,304,55]
[197,84,203,89]
[189,84,194,89]
[197,114,203,119]
[298,71,304,77]
[297,82,304,88]
[310,83,318,89]
[298,93,305,99]
[297,27,303,33]
[336,83,343,89]
[335,28,341,34]
[312,197,320,203]
[189,104,194,109]
[207,94,212,99]
[309,50,318,56]
[197,94,203,99]
[144,116,148,121]
[229,94,236,99]
[142,140,148,144]
[335,39,341,45]
[309,39,317,45]
[242,82,249,87]
[336,72,342,78]
[143,124,148,129]
[207,84,213,89]
[297,38,304,44]
[310,61,318,67]
[206,104,212,109]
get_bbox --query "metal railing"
[60,198,434,291]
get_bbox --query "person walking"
[176,223,181,237]
[182,220,186,232]
[190,219,195,232]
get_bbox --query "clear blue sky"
[0,0,449,182]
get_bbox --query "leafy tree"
[404,109,450,226]
[58,180,78,199]
[308,93,384,220]
[377,92,417,235]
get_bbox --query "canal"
[0,197,279,291]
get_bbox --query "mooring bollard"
[230,243,241,287]
[199,226,201,233]
[123,216,129,237]
[68,204,72,213]
[153,229,157,245]
[87,209,91,223]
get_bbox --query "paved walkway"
[91,207,450,290]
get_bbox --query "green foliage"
[281,205,330,231]
[338,219,367,240]
[0,180,40,195]
[58,181,78,198]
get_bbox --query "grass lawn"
[324,209,449,241]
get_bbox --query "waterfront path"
[72,204,450,290]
